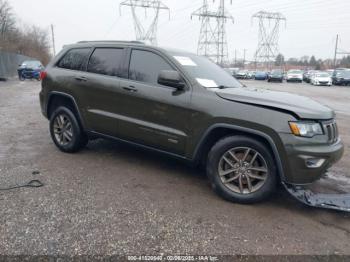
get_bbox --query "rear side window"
[87,48,124,77]
[57,48,90,71]
[129,50,173,85]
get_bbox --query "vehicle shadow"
[83,138,350,218]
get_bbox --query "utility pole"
[243,49,247,68]
[333,34,338,69]
[333,34,350,69]
[120,0,170,45]
[234,49,237,65]
[252,11,286,70]
[51,24,56,56]
[191,0,234,66]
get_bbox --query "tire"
[207,135,277,204]
[49,106,88,153]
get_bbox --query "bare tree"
[0,0,51,64]
[0,0,15,38]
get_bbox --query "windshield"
[21,60,42,68]
[336,71,350,77]
[288,70,302,74]
[315,73,329,77]
[170,52,242,88]
[271,70,282,75]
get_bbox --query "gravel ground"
[0,79,350,256]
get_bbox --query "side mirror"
[158,70,185,89]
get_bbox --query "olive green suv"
[40,41,344,203]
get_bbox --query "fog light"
[305,158,325,168]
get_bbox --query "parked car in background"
[229,67,240,77]
[254,71,268,80]
[332,70,350,86]
[286,69,303,83]
[303,70,316,83]
[17,60,44,81]
[268,69,284,83]
[248,71,256,79]
[235,70,249,79]
[310,72,332,86]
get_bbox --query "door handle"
[74,76,88,82]
[122,86,138,92]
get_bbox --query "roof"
[76,40,145,45]
[62,40,195,57]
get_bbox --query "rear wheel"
[207,136,277,204]
[49,106,88,153]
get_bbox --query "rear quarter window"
[57,48,91,71]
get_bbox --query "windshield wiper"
[217,85,236,89]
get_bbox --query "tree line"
[0,0,51,64]
[275,53,350,70]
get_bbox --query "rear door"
[53,47,92,122]
[116,48,192,155]
[80,46,127,136]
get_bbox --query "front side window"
[57,48,90,71]
[87,48,125,77]
[129,50,173,85]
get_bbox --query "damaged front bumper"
[283,182,350,212]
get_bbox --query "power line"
[119,0,170,45]
[191,0,234,66]
[252,11,286,69]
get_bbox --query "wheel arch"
[193,124,286,181]
[47,91,86,129]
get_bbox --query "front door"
[116,49,192,155]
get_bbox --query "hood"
[215,87,334,119]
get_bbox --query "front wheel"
[207,136,277,204]
[49,106,88,153]
[19,74,25,81]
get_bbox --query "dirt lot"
[0,79,350,256]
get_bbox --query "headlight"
[289,121,323,137]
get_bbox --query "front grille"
[323,120,338,143]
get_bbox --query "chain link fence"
[0,51,35,80]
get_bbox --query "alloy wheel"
[218,147,268,194]
[53,114,73,146]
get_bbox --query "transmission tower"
[252,11,286,68]
[191,0,234,66]
[120,0,169,45]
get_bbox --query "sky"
[7,0,350,62]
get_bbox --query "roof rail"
[76,40,145,44]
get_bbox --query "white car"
[286,70,303,83]
[310,72,332,86]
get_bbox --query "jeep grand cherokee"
[39,41,344,203]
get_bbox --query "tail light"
[40,71,47,80]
